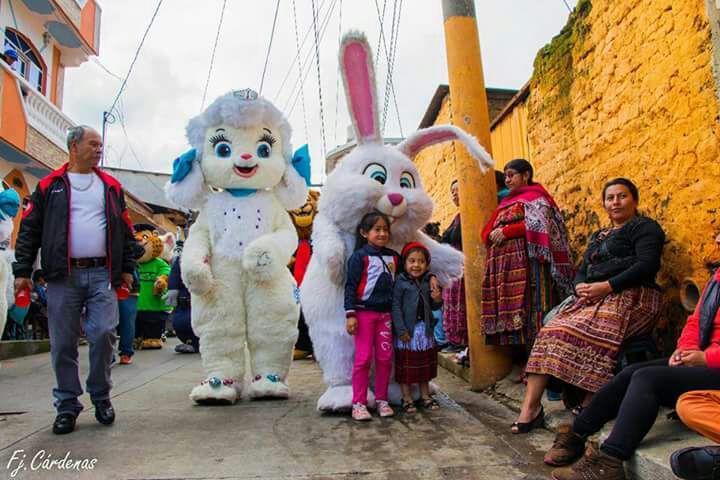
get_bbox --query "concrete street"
[0,341,554,480]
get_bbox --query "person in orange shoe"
[669,233,720,480]
[545,231,720,480]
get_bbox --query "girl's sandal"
[402,400,417,413]
[420,398,440,410]
[510,406,544,434]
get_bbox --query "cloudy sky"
[64,0,577,182]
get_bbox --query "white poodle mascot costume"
[301,32,494,412]
[165,89,309,405]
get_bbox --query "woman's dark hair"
[504,158,534,184]
[602,178,639,202]
[494,170,506,191]
[355,211,391,250]
[423,222,441,240]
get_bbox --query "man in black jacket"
[13,125,137,435]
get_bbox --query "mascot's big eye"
[256,142,272,158]
[400,172,416,189]
[214,142,232,158]
[362,163,387,185]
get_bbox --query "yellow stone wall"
[414,0,720,347]
[526,0,720,343]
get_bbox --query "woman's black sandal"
[511,406,544,434]
[571,405,584,416]
[419,397,440,410]
[402,400,417,413]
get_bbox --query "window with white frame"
[4,29,45,94]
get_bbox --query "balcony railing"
[22,85,74,153]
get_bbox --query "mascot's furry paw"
[326,254,346,285]
[190,377,239,405]
[184,265,214,296]
[317,385,376,412]
[153,276,169,296]
[242,241,283,283]
[248,374,289,399]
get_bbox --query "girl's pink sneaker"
[352,403,372,421]
[377,400,395,417]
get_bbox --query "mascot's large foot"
[141,338,163,350]
[317,385,376,412]
[190,377,239,405]
[249,374,289,399]
[293,349,312,360]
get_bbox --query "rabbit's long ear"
[340,31,380,144]
[397,125,494,173]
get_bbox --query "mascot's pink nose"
[240,153,253,160]
[388,193,404,206]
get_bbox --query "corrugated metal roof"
[101,167,177,211]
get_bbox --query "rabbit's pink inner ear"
[343,42,377,142]
[405,130,456,157]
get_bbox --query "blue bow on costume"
[0,188,20,221]
[170,144,312,189]
[291,144,312,186]
[170,149,197,184]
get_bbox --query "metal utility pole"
[441,0,511,390]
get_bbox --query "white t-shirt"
[67,172,107,258]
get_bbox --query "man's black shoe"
[52,413,76,435]
[93,400,115,425]
[671,446,720,479]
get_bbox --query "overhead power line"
[311,0,328,158]
[201,0,228,111]
[106,0,164,119]
[333,0,343,144]
[273,0,330,104]
[259,0,281,95]
[562,0,572,12]
[291,0,310,141]
[373,0,403,137]
[285,0,338,116]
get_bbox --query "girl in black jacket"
[392,242,443,413]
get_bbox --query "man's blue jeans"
[47,267,118,416]
[118,295,137,357]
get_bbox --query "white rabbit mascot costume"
[165,89,310,405]
[301,32,494,412]
[0,187,20,338]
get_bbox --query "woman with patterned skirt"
[480,159,574,349]
[440,180,467,352]
[513,178,665,434]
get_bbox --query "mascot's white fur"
[301,32,494,412]
[0,187,20,338]
[165,89,308,404]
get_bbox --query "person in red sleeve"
[668,233,720,480]
[479,159,574,349]
[543,232,720,480]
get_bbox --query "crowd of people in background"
[4,124,720,479]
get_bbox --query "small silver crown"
[233,89,258,101]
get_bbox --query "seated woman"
[513,178,665,434]
[545,231,720,480]
[480,159,574,350]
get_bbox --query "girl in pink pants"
[345,212,399,421]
